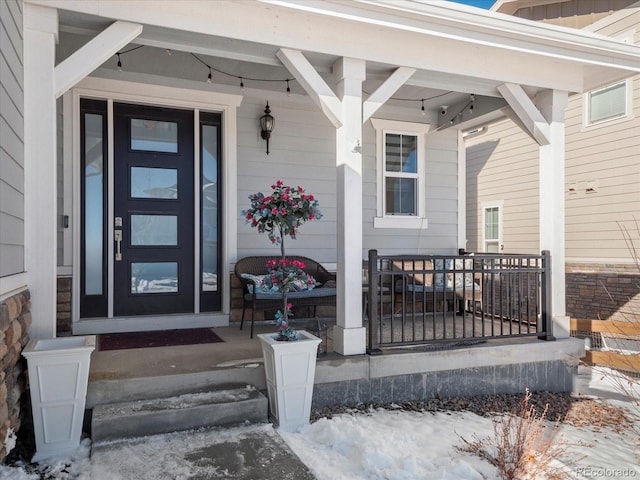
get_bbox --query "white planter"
[258,330,321,431]
[23,336,96,461]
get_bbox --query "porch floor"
[88,323,303,382]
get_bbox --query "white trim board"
[69,77,242,328]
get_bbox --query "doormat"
[98,328,224,351]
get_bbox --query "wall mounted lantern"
[260,102,275,154]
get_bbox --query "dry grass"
[457,390,585,480]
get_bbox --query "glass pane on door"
[131,262,178,293]
[130,118,178,153]
[130,215,178,246]
[131,167,178,199]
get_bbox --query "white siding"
[0,0,24,278]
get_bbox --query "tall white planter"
[258,330,321,431]
[23,336,96,461]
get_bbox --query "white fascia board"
[26,0,640,91]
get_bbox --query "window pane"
[401,135,417,173]
[131,167,178,199]
[202,125,218,292]
[131,118,178,153]
[385,134,417,173]
[589,82,625,124]
[385,133,402,172]
[131,262,178,293]
[84,113,103,295]
[484,207,499,240]
[131,215,178,246]
[385,178,417,215]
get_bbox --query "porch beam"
[497,83,551,146]
[362,67,416,123]
[55,21,143,99]
[537,89,569,338]
[276,48,343,128]
[333,57,367,356]
[24,3,58,339]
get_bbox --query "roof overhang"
[25,0,640,116]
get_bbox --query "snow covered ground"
[1,366,638,480]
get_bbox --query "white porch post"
[333,58,367,356]
[538,89,569,338]
[24,4,58,339]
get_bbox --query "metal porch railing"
[365,250,554,353]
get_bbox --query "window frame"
[584,80,631,127]
[371,119,430,229]
[482,201,503,253]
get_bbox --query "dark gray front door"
[113,103,194,316]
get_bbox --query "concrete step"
[91,383,268,443]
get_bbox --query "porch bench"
[234,255,337,338]
[392,259,482,313]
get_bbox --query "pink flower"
[245,212,253,219]
[309,214,315,220]
[276,180,283,186]
[308,194,314,201]
[271,207,278,215]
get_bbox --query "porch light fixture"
[260,102,275,155]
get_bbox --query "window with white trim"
[584,30,634,127]
[482,203,502,253]
[371,119,430,229]
[586,81,628,125]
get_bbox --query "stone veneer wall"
[56,277,72,335]
[566,262,640,322]
[0,290,31,462]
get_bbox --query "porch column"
[538,89,569,338]
[23,4,58,339]
[334,58,367,356]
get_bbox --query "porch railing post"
[540,250,555,341]
[367,249,382,355]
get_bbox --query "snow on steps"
[91,384,268,443]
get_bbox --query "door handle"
[115,230,123,261]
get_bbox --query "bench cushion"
[246,287,337,301]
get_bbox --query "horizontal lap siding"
[564,10,640,262]
[236,97,338,263]
[237,99,460,261]
[0,0,24,279]
[465,118,539,254]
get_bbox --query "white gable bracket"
[497,83,550,146]
[276,48,343,128]
[54,21,143,99]
[362,67,416,123]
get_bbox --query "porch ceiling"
[47,0,640,126]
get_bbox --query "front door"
[113,103,194,316]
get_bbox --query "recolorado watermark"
[575,466,637,478]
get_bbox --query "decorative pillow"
[241,273,278,294]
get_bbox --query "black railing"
[366,250,553,353]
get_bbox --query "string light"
[113,46,473,118]
[114,45,144,72]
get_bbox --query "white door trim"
[68,77,242,329]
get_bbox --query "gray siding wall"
[236,97,460,263]
[0,0,25,278]
[466,5,640,261]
